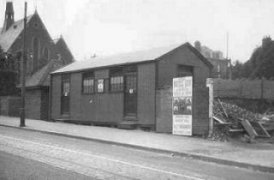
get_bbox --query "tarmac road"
[0,126,273,180]
[0,151,94,180]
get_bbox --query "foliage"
[0,46,19,96]
[232,36,274,79]
[231,60,244,79]
[0,46,4,59]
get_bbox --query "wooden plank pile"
[212,99,271,142]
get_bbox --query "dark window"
[110,67,124,92]
[177,65,192,77]
[125,75,137,92]
[110,76,124,92]
[82,72,94,94]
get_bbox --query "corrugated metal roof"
[0,15,33,51]
[53,43,185,74]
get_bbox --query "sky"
[1,0,274,62]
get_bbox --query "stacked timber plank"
[211,99,271,142]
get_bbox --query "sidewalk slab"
[1,116,274,173]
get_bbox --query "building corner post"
[206,78,214,137]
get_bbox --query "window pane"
[82,73,94,94]
[110,76,123,92]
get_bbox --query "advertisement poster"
[173,77,192,97]
[172,115,192,135]
[172,77,193,136]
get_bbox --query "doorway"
[61,74,70,115]
[124,72,137,118]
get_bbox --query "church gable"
[0,1,74,89]
[7,12,60,75]
[54,37,74,65]
[0,15,33,52]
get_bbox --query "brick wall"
[10,13,58,75]
[0,97,8,115]
[25,89,41,119]
[0,96,20,116]
[0,71,18,96]
[40,88,49,120]
[9,13,72,77]
[0,89,50,120]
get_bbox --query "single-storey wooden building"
[50,42,213,135]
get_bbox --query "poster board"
[172,77,193,136]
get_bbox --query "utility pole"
[20,2,27,127]
[226,32,229,59]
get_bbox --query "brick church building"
[0,2,74,120]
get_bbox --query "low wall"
[0,96,21,116]
[213,79,274,100]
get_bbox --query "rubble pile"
[210,125,230,142]
[213,100,261,126]
[210,99,271,142]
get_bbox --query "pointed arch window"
[32,37,39,70]
[43,47,49,60]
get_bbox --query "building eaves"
[52,42,213,74]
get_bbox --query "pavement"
[1,116,274,173]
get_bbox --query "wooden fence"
[212,79,274,100]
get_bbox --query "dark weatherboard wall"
[51,62,156,128]
[50,43,212,135]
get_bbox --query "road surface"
[0,126,273,180]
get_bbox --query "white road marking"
[0,134,204,180]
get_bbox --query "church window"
[43,47,49,60]
[33,37,39,71]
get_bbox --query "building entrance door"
[124,73,137,118]
[61,75,70,115]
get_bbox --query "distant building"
[194,41,231,79]
[0,1,74,120]
[208,58,231,79]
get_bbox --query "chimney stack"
[194,41,201,52]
